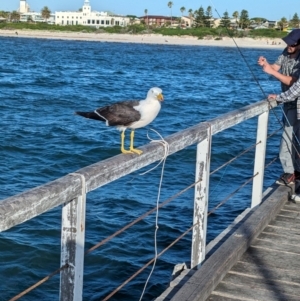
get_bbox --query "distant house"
[55,0,129,27]
[211,18,237,29]
[181,16,194,28]
[19,12,55,24]
[139,15,173,26]
[266,20,278,28]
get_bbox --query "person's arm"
[268,79,300,102]
[262,63,298,86]
[259,52,299,86]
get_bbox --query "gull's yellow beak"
[157,93,164,101]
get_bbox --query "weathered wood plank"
[255,232,300,248]
[220,272,300,296]
[0,99,274,232]
[191,127,211,268]
[277,209,300,218]
[230,261,300,285]
[283,201,300,211]
[169,184,289,301]
[0,175,83,232]
[210,280,300,301]
[239,246,300,270]
[275,215,300,224]
[251,110,269,207]
[263,224,300,236]
[268,219,300,230]
[207,295,250,301]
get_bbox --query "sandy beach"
[0,29,285,49]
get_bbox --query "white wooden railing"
[0,99,276,301]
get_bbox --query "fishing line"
[210,1,300,171]
[138,129,169,301]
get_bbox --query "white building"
[19,0,30,13]
[18,0,55,24]
[55,0,130,27]
[19,12,55,24]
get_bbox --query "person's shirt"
[275,48,300,92]
[276,78,300,119]
[276,78,300,102]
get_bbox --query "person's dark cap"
[282,29,300,45]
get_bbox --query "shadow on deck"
[155,183,300,301]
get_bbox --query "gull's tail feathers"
[75,111,106,122]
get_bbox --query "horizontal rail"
[0,99,275,232]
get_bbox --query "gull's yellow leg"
[129,130,143,155]
[121,130,133,154]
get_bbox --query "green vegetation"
[0,3,299,40]
[0,22,98,32]
[0,21,289,40]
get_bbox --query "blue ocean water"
[0,36,283,300]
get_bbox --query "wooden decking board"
[268,219,300,230]
[207,294,254,301]
[277,209,300,218]
[239,246,300,270]
[210,281,300,301]
[283,202,300,211]
[252,237,300,251]
[274,214,300,224]
[262,225,300,239]
[229,261,300,284]
[220,272,300,296]
[259,231,300,243]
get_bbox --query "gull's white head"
[147,87,164,101]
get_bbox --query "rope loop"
[139,128,170,176]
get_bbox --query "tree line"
[0,6,51,22]
[1,2,299,30]
[143,2,300,30]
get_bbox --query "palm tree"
[180,6,185,27]
[188,9,194,27]
[10,10,20,22]
[232,11,239,29]
[144,9,148,29]
[41,6,51,23]
[167,1,173,26]
[278,17,288,31]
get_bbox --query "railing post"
[251,110,269,208]
[60,175,86,301]
[191,125,212,269]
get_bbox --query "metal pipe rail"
[0,98,276,301]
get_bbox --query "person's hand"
[268,94,277,100]
[258,56,267,66]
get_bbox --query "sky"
[0,0,299,21]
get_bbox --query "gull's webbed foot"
[130,147,143,155]
[121,147,134,154]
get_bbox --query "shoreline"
[0,29,285,49]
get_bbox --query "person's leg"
[279,108,295,173]
[277,107,296,185]
[292,118,300,173]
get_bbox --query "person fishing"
[258,29,300,186]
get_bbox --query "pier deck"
[155,184,300,301]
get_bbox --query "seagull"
[75,87,164,155]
